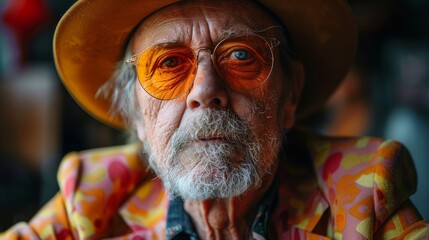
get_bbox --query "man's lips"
[193,134,231,143]
[179,137,225,148]
[197,137,225,142]
[198,137,223,141]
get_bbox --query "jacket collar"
[275,131,330,233]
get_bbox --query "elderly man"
[2,0,428,239]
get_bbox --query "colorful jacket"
[1,130,428,239]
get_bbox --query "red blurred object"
[1,0,51,62]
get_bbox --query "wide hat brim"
[54,0,357,129]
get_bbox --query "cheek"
[264,64,294,130]
[230,89,283,140]
[135,83,186,154]
[239,79,284,125]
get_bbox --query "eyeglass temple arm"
[126,55,139,65]
[267,38,281,48]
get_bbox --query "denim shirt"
[165,174,280,240]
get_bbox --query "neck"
[183,169,277,240]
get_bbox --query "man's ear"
[282,60,304,129]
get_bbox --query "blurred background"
[0,0,428,231]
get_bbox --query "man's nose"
[186,51,228,109]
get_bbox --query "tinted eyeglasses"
[127,33,281,100]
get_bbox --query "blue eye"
[233,50,248,60]
[161,57,179,68]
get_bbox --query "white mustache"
[169,109,252,152]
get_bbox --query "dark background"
[0,0,428,231]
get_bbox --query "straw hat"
[54,0,357,129]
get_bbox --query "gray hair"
[96,47,140,135]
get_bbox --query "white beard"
[146,109,281,200]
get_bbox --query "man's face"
[131,1,299,199]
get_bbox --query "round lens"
[213,35,274,91]
[136,43,197,100]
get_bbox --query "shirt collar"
[165,174,280,240]
[165,196,199,240]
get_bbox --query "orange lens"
[136,44,196,100]
[213,35,273,90]
[135,35,274,100]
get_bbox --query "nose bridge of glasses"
[195,48,213,63]
[194,47,218,80]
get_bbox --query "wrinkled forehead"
[130,1,282,52]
